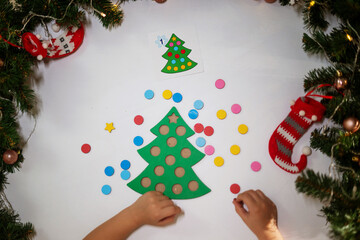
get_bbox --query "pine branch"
[0,208,35,240]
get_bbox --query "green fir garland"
[0,0,135,238]
[280,0,360,239]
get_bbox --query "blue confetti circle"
[144,90,154,100]
[121,170,131,180]
[188,109,199,119]
[172,93,183,103]
[180,58,185,62]
[171,60,176,64]
[194,100,204,110]
[196,137,206,147]
[121,160,131,170]
[101,185,112,195]
[104,166,114,176]
[174,46,178,51]
[133,136,144,146]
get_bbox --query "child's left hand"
[128,191,182,227]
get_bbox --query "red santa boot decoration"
[268,96,326,174]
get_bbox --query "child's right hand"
[232,189,283,240]
[128,191,182,227]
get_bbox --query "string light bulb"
[346,33,353,41]
[308,0,315,9]
[100,12,106,17]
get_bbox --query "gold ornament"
[352,156,360,166]
[334,77,348,91]
[343,117,360,133]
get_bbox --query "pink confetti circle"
[231,104,242,114]
[215,79,225,89]
[251,161,261,172]
[169,42,174,47]
[176,41,181,45]
[204,145,215,155]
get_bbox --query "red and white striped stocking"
[268,97,326,174]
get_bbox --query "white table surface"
[8,0,331,239]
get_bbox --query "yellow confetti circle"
[174,67,178,71]
[187,62,192,66]
[181,65,185,69]
[214,156,224,167]
[163,90,172,100]
[230,145,241,155]
[167,66,171,71]
[217,110,227,120]
[238,124,248,134]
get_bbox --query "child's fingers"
[232,199,248,220]
[157,215,177,226]
[235,191,257,209]
[160,205,182,219]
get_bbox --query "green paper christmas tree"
[161,33,198,74]
[128,107,210,199]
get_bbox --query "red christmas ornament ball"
[154,0,166,3]
[2,150,18,165]
[265,0,277,3]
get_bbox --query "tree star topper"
[168,113,179,123]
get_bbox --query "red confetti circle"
[81,144,91,154]
[134,115,144,125]
[204,126,214,136]
[181,49,185,54]
[194,123,204,133]
[168,52,172,57]
[230,184,240,194]
[175,54,180,59]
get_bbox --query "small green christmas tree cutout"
[161,33,198,74]
[128,107,210,199]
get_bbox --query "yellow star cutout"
[172,36,176,41]
[168,113,179,123]
[105,122,115,133]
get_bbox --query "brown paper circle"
[141,177,151,188]
[188,181,199,191]
[154,165,165,176]
[174,167,185,177]
[159,125,169,135]
[176,126,186,136]
[155,183,166,193]
[181,148,191,158]
[150,146,161,156]
[167,137,177,147]
[172,184,183,195]
[165,155,176,165]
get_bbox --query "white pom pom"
[37,55,43,61]
[42,43,48,49]
[36,34,41,40]
[299,110,306,116]
[302,146,312,156]
[52,23,60,33]
[311,115,318,121]
[290,100,296,106]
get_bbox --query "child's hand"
[128,191,182,227]
[232,190,283,240]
